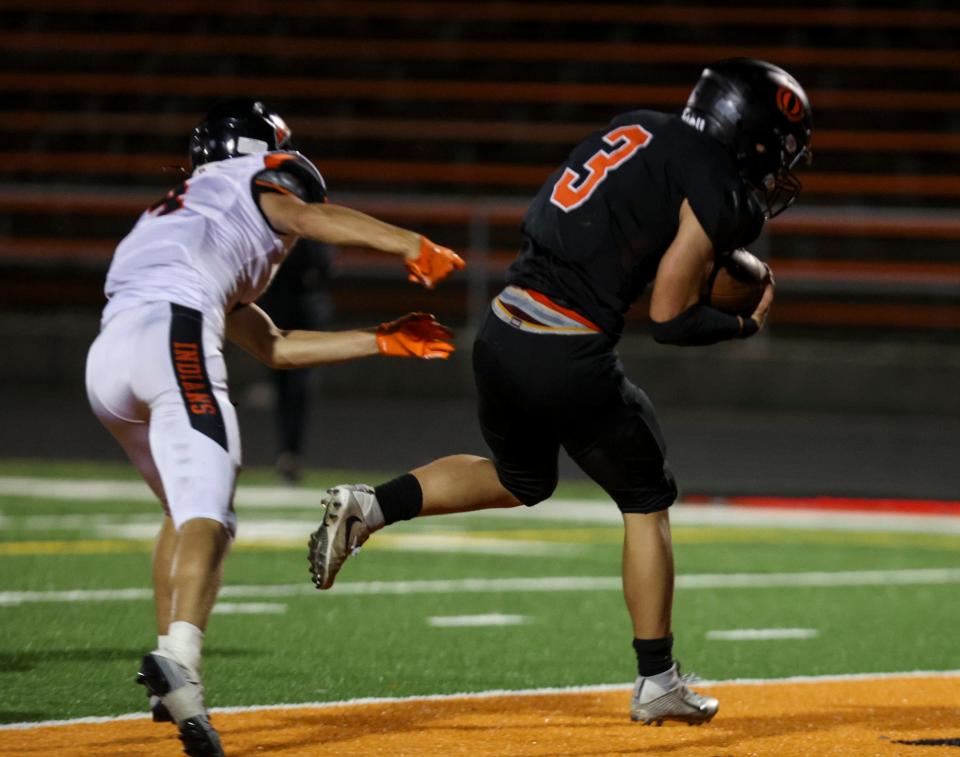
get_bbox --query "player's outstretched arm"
[226,303,455,369]
[259,193,465,288]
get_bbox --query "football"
[705,248,771,316]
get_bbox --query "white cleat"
[630,663,719,726]
[136,652,224,756]
[307,484,374,590]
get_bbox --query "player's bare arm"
[226,303,455,369]
[258,193,465,288]
[259,193,418,255]
[226,303,377,368]
[648,200,773,345]
[649,199,716,322]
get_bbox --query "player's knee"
[509,476,558,507]
[169,509,238,540]
[613,473,678,514]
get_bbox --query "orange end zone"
[2,674,958,756]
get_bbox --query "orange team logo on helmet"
[776,86,805,123]
[269,114,291,145]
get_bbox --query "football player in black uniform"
[308,58,813,724]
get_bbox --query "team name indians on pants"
[172,341,218,415]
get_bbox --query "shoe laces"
[671,664,704,694]
[678,665,702,687]
[675,667,713,707]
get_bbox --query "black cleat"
[178,716,226,757]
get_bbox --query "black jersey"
[509,110,764,340]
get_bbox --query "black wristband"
[650,303,743,346]
[739,316,759,339]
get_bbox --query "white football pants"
[85,301,240,535]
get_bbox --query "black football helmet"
[682,58,813,218]
[188,99,293,171]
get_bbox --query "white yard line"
[0,477,155,503]
[4,567,960,606]
[427,613,529,627]
[93,522,585,556]
[2,669,959,731]
[705,628,820,641]
[2,475,959,534]
[212,602,287,615]
[0,477,320,507]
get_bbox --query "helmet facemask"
[743,130,812,219]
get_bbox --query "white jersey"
[102,151,323,333]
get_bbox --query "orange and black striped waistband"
[491,286,601,335]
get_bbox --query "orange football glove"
[405,236,466,289]
[376,313,456,360]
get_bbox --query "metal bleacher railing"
[2,188,958,332]
[1,0,958,334]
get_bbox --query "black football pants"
[473,310,677,513]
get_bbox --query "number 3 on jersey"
[549,124,653,212]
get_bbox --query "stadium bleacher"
[1,0,958,335]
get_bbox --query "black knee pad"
[610,460,678,514]
[613,482,677,514]
[574,440,678,514]
[495,465,558,507]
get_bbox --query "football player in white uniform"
[85,99,464,757]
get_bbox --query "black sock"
[374,473,423,525]
[633,634,674,677]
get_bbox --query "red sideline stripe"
[683,495,960,516]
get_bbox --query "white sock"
[160,621,204,674]
[151,634,171,697]
[361,491,386,531]
[644,663,679,692]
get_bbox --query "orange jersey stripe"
[522,289,601,331]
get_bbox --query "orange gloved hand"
[376,313,456,359]
[404,236,466,289]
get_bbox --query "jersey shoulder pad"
[252,151,327,204]
[678,131,763,251]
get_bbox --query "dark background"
[1,0,957,499]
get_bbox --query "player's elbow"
[649,299,699,344]
[260,351,284,370]
[650,315,691,345]
[239,324,289,369]
[265,334,297,370]
[249,343,282,370]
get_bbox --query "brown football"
[705,248,771,316]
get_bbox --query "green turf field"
[1,460,959,724]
